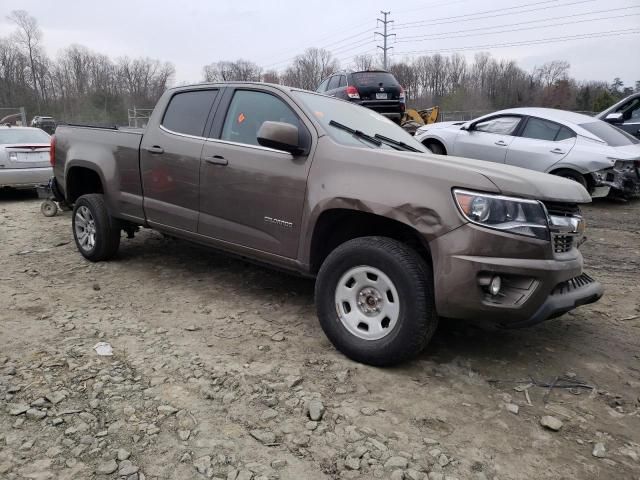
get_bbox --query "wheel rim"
[334,265,400,341]
[74,206,96,252]
[42,202,55,215]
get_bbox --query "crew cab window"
[162,89,218,137]
[474,116,521,135]
[220,90,300,147]
[521,117,575,141]
[327,76,340,90]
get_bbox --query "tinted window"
[162,89,218,137]
[327,76,340,90]
[555,126,576,141]
[474,116,521,135]
[338,75,347,88]
[579,121,639,146]
[293,91,427,152]
[0,128,50,144]
[352,72,399,87]
[221,90,300,147]
[620,98,640,121]
[521,118,574,141]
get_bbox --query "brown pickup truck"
[51,82,603,366]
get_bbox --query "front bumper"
[429,223,603,327]
[0,167,52,188]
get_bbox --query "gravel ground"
[0,190,639,480]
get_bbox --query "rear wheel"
[72,194,120,261]
[315,236,437,366]
[40,200,58,217]
[553,169,589,191]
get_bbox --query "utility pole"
[375,11,395,70]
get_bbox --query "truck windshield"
[293,90,426,152]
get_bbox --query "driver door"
[197,87,313,258]
[452,115,523,163]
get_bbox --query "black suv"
[316,70,405,122]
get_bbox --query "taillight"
[346,85,360,99]
[49,134,56,167]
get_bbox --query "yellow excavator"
[401,106,440,135]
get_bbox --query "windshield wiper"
[374,134,421,152]
[329,120,382,147]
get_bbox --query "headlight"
[453,189,549,240]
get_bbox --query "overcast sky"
[0,0,638,86]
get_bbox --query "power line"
[396,11,640,44]
[375,11,395,69]
[392,0,596,30]
[393,28,640,56]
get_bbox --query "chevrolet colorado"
[51,82,603,366]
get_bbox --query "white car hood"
[416,121,465,133]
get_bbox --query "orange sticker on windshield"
[237,113,246,123]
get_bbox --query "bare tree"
[202,60,261,82]
[282,48,339,90]
[262,70,280,84]
[534,60,570,88]
[8,10,42,110]
[352,54,376,71]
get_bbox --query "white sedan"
[0,126,52,189]
[414,107,640,198]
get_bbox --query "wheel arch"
[308,208,433,275]
[65,163,105,203]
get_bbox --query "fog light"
[489,276,502,296]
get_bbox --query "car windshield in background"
[352,72,398,87]
[579,121,639,146]
[293,91,426,152]
[0,128,50,144]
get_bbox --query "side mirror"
[257,121,303,154]
[460,122,473,131]
[604,112,624,124]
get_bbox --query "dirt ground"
[1,190,639,480]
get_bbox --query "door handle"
[205,155,228,166]
[550,148,565,154]
[145,145,164,154]
[494,140,507,146]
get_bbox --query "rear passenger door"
[505,117,576,172]
[197,87,314,258]
[140,88,219,232]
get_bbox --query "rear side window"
[162,89,218,137]
[474,116,521,135]
[352,72,399,87]
[317,78,330,92]
[521,117,575,141]
[338,75,347,87]
[327,76,340,90]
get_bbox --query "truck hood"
[390,150,592,204]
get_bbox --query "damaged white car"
[415,107,640,199]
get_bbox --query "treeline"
[1,10,638,125]
[0,10,174,124]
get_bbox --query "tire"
[425,141,446,155]
[41,200,58,217]
[72,194,121,261]
[553,169,589,191]
[315,236,438,366]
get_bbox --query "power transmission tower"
[375,11,395,70]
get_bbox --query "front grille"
[543,202,581,217]
[551,273,594,296]
[553,234,574,253]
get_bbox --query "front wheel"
[553,169,589,191]
[72,194,121,262]
[315,236,437,366]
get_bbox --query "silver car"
[415,107,640,198]
[0,126,52,189]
